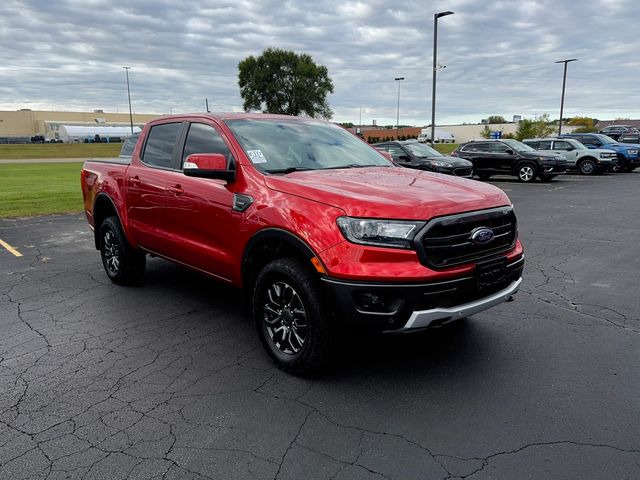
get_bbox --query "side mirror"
[183,153,235,182]
[505,149,514,155]
[398,154,409,161]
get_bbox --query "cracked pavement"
[1,173,639,479]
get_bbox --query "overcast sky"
[1,0,638,126]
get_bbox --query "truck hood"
[264,167,510,219]
[603,142,639,150]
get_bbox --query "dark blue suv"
[560,133,639,172]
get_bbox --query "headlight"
[600,153,613,158]
[426,160,453,168]
[628,149,638,155]
[336,217,425,249]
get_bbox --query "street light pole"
[395,77,404,139]
[555,58,578,136]
[122,66,134,134]
[431,11,454,147]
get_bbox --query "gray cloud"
[1,0,638,125]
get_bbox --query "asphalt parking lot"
[1,172,639,479]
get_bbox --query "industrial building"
[0,109,162,143]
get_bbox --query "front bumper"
[541,162,567,174]
[322,255,524,332]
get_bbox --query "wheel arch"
[92,193,125,250]
[241,229,321,294]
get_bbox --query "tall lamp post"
[555,58,578,136]
[431,11,454,146]
[395,77,404,139]
[122,66,134,134]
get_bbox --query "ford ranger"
[81,114,524,373]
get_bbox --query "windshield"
[501,139,536,152]
[224,118,392,173]
[592,134,617,144]
[568,140,587,150]
[403,142,443,157]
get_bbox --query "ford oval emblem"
[471,227,494,245]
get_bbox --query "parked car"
[451,139,567,182]
[523,138,617,175]
[598,125,639,141]
[560,133,640,172]
[619,132,640,144]
[81,113,524,373]
[373,140,473,177]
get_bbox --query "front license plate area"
[475,257,508,291]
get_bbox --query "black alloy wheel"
[578,158,597,175]
[99,216,146,285]
[254,258,333,374]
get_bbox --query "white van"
[417,128,455,143]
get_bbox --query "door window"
[536,141,552,150]
[142,123,182,169]
[467,143,490,152]
[490,142,511,153]
[553,141,572,151]
[387,146,407,161]
[181,123,233,167]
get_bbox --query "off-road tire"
[99,216,146,285]
[578,158,597,175]
[253,258,334,375]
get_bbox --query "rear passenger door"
[462,142,491,170]
[126,121,186,253]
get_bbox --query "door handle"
[167,185,184,196]
[130,175,141,186]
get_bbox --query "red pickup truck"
[81,113,524,373]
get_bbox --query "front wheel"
[517,163,537,183]
[253,258,334,374]
[99,216,146,285]
[578,158,597,175]
[477,172,492,181]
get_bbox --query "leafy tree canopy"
[487,115,506,124]
[238,47,334,119]
[514,114,556,141]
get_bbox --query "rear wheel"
[99,216,146,285]
[624,165,637,173]
[578,158,597,175]
[517,163,537,183]
[253,258,334,374]
[477,172,492,181]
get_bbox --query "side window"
[524,141,538,149]
[182,123,233,167]
[387,146,406,160]
[491,142,511,153]
[472,143,490,152]
[142,123,182,169]
[581,137,599,147]
[537,141,552,150]
[553,141,572,151]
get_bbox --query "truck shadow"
[140,258,495,380]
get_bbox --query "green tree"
[238,47,334,119]
[514,114,556,141]
[488,115,506,124]
[480,125,492,139]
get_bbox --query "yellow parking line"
[0,238,22,257]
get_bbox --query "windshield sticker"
[247,150,267,164]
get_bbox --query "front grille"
[414,207,517,268]
[452,167,472,177]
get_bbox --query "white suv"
[523,138,617,175]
